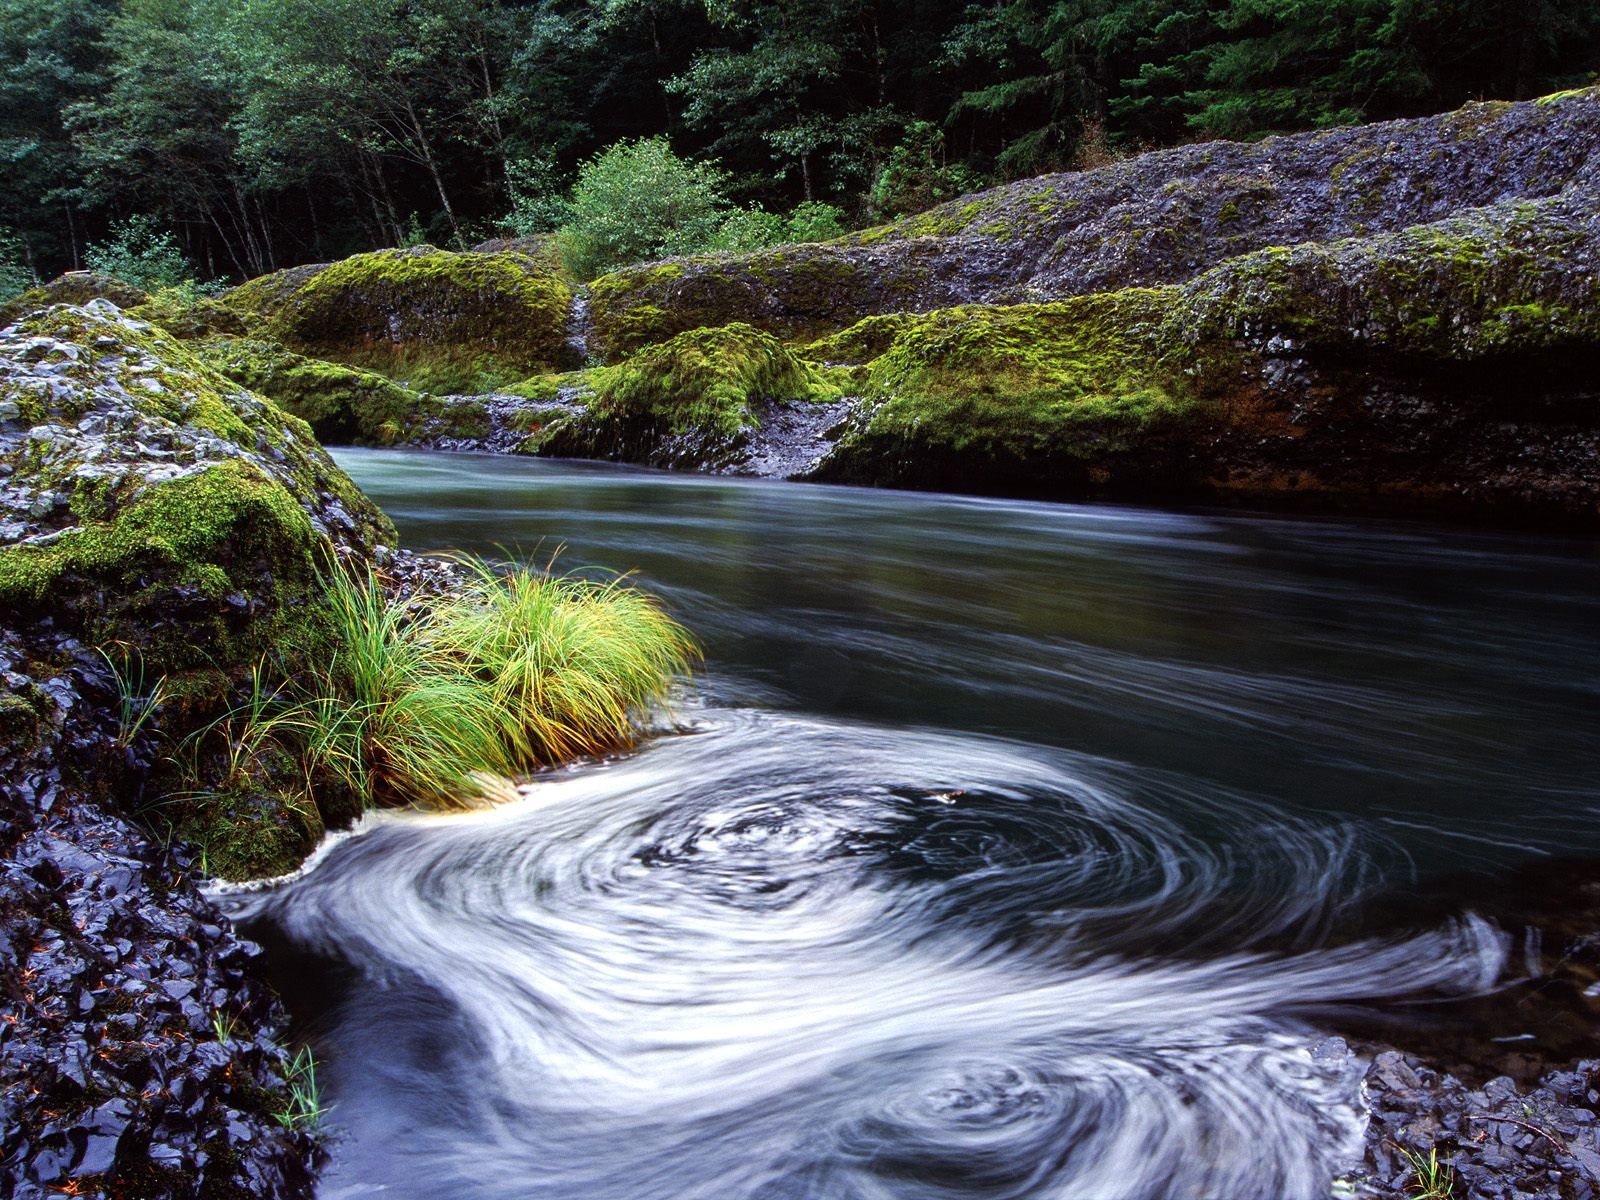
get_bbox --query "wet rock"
[1357,1050,1600,1199]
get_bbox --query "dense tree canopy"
[1,0,1596,283]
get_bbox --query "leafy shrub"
[869,121,985,219]
[706,205,788,252]
[505,152,572,236]
[785,201,846,243]
[84,215,194,290]
[558,137,730,279]
[0,229,35,304]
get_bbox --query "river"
[220,449,1600,1199]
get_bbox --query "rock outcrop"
[225,245,573,393]
[0,301,398,1195]
[586,89,1600,356]
[522,88,1600,524]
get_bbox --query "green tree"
[0,0,115,270]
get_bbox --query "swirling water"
[221,451,1600,1199]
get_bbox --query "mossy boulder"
[0,301,395,876]
[815,184,1600,522]
[221,261,332,323]
[193,336,489,446]
[587,88,1600,359]
[0,271,150,325]
[586,241,958,361]
[260,246,573,393]
[814,294,1206,493]
[525,322,844,469]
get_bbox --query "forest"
[2,0,1597,287]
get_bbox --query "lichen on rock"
[0,300,395,876]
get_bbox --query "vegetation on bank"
[1,300,700,880]
[164,560,699,877]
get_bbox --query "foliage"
[2,0,1598,279]
[785,200,847,242]
[869,122,985,218]
[242,562,699,810]
[505,152,572,235]
[0,227,34,302]
[557,137,732,279]
[83,215,194,291]
[706,205,789,252]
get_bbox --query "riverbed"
[222,450,1600,1199]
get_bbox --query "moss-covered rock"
[0,300,395,876]
[588,88,1600,360]
[525,322,844,469]
[262,246,573,392]
[0,271,150,325]
[813,293,1208,493]
[815,183,1600,521]
[127,286,253,340]
[587,241,951,361]
[192,336,489,445]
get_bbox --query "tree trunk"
[64,205,80,270]
[403,98,461,242]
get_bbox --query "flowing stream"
[221,450,1600,1199]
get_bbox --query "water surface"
[225,451,1600,1199]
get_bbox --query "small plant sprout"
[212,1010,237,1044]
[98,644,169,749]
[275,1046,327,1131]
[1391,1142,1455,1200]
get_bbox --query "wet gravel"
[0,624,316,1200]
[1360,1050,1600,1199]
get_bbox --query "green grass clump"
[257,561,698,809]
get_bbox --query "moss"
[588,245,927,361]
[524,323,842,466]
[193,336,468,445]
[267,247,573,392]
[1534,86,1595,106]
[1168,192,1600,361]
[535,322,838,445]
[802,313,921,364]
[0,460,328,674]
[167,779,322,881]
[127,289,251,340]
[834,293,1200,468]
[0,272,149,325]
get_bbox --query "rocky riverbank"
[5,86,1600,1200]
[0,300,395,1197]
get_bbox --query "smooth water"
[223,451,1600,1199]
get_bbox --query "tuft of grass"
[250,560,698,809]
[98,643,169,749]
[1392,1142,1455,1200]
[275,1046,326,1131]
